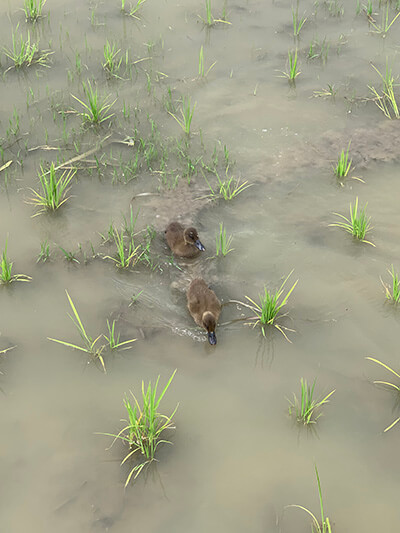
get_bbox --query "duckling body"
[187,278,221,345]
[165,222,205,258]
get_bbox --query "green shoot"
[366,357,400,432]
[28,162,76,215]
[198,45,217,78]
[279,49,301,84]
[122,0,147,18]
[292,4,307,36]
[287,466,332,533]
[244,271,298,341]
[215,223,234,257]
[381,265,400,303]
[48,290,106,372]
[334,141,352,177]
[23,0,46,21]
[59,246,79,264]
[3,26,52,70]
[100,370,178,485]
[103,41,123,78]
[37,240,50,263]
[203,171,252,201]
[104,319,136,351]
[104,228,142,269]
[199,0,231,26]
[288,378,335,425]
[0,238,31,284]
[330,197,374,246]
[71,81,116,125]
[169,96,196,135]
[369,4,400,36]
[368,62,399,120]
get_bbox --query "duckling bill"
[165,222,205,258]
[187,278,221,345]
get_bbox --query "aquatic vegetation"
[0,238,31,284]
[279,49,301,85]
[287,466,332,533]
[3,27,52,70]
[292,5,307,36]
[71,81,116,125]
[368,62,400,120]
[102,41,123,78]
[59,246,80,264]
[169,96,196,136]
[308,37,329,64]
[288,378,335,425]
[199,0,231,26]
[28,163,76,215]
[121,0,147,18]
[215,223,234,257]
[23,0,46,21]
[324,0,344,16]
[104,319,136,351]
[334,142,352,178]
[36,240,50,263]
[330,197,374,246]
[366,357,400,432]
[381,265,400,303]
[104,227,142,269]
[101,371,177,485]
[369,4,400,36]
[244,271,298,340]
[203,171,252,201]
[198,45,216,78]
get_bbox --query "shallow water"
[2,0,400,531]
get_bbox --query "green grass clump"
[244,271,298,340]
[366,356,400,432]
[278,49,301,85]
[104,319,137,351]
[203,171,252,201]
[330,197,374,246]
[287,466,332,533]
[3,27,52,70]
[381,265,400,303]
[199,0,231,26]
[102,40,123,78]
[101,370,178,485]
[292,5,307,36]
[169,96,196,136]
[368,62,399,120]
[215,223,234,257]
[198,45,216,78]
[28,163,76,215]
[288,378,335,425]
[121,0,147,18]
[104,227,142,269]
[23,0,46,21]
[71,81,116,125]
[37,240,50,263]
[0,238,31,284]
[369,4,400,36]
[334,142,352,177]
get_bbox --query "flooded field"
[2,0,400,531]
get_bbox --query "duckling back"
[187,278,221,345]
[165,222,205,258]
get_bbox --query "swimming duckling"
[187,278,221,345]
[165,222,205,258]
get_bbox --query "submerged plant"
[366,357,400,432]
[71,81,116,125]
[369,4,400,36]
[215,223,234,257]
[244,271,298,340]
[287,466,332,533]
[101,370,178,485]
[198,45,216,78]
[381,265,400,303]
[330,197,374,245]
[28,162,76,215]
[23,0,46,21]
[102,40,123,78]
[169,96,196,135]
[288,378,335,425]
[37,240,50,263]
[368,62,399,120]
[278,49,301,84]
[199,0,231,26]
[122,0,147,18]
[104,319,136,351]
[0,238,31,284]
[334,142,352,178]
[292,4,307,36]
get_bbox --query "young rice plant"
[330,197,374,246]
[288,378,335,425]
[366,356,400,432]
[381,265,400,303]
[28,162,76,215]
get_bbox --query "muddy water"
[1,0,400,531]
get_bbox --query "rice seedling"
[71,81,116,125]
[278,49,301,85]
[244,271,298,340]
[100,370,178,485]
[368,62,399,119]
[330,197,374,246]
[122,206,139,243]
[366,357,400,432]
[313,84,336,99]
[287,466,332,533]
[3,27,52,71]
[381,265,400,303]
[122,0,147,18]
[36,240,50,263]
[59,246,80,263]
[199,0,231,26]
[104,228,142,269]
[334,141,352,178]
[169,97,196,136]
[6,108,20,138]
[28,162,76,215]
[102,41,123,78]
[369,4,400,35]
[104,319,136,351]
[292,4,307,36]
[288,378,335,425]
[215,223,234,257]
[0,238,31,284]
[23,0,46,21]
[198,45,217,78]
[203,171,252,201]
[48,291,106,372]
[307,37,329,64]
[324,0,344,16]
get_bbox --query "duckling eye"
[189,232,195,238]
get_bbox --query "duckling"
[165,222,205,258]
[187,278,221,345]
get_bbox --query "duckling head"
[202,311,217,345]
[184,227,206,252]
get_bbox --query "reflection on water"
[2,0,400,531]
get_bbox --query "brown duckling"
[187,278,221,345]
[165,222,205,258]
